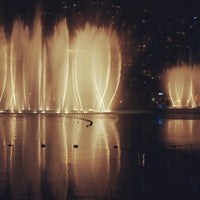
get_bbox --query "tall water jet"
[44,18,69,112]
[164,65,200,108]
[71,24,121,112]
[0,14,122,113]
[0,16,44,112]
[0,27,7,107]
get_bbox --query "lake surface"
[0,112,200,200]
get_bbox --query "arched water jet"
[72,24,121,112]
[164,65,200,108]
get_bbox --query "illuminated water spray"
[164,65,200,108]
[0,16,122,113]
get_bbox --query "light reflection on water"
[0,114,120,200]
[1,113,200,199]
[160,119,200,148]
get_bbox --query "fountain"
[164,65,200,108]
[0,14,122,113]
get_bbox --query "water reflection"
[160,119,200,148]
[2,113,200,199]
[112,114,200,199]
[0,114,120,199]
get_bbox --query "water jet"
[0,15,122,113]
[164,65,200,108]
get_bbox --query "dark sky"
[0,0,200,25]
[1,0,199,14]
[0,0,63,30]
[0,0,37,23]
[117,0,199,17]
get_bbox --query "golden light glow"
[0,15,122,113]
[0,114,121,199]
[160,119,200,148]
[164,65,200,107]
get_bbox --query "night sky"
[1,0,199,18]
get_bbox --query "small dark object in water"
[41,144,46,148]
[7,144,13,147]
[73,144,78,148]
[113,145,118,149]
